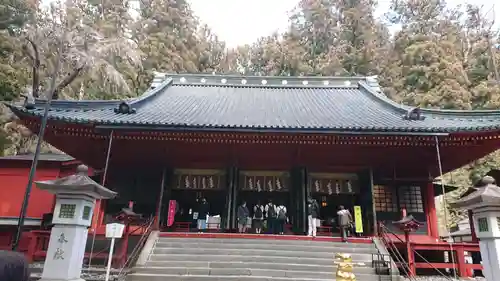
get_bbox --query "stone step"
[151,247,373,260]
[157,237,374,249]
[149,253,371,265]
[137,262,377,275]
[155,241,377,253]
[130,266,383,280]
[127,272,382,281]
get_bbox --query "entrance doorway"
[238,170,291,233]
[311,193,357,234]
[308,173,360,236]
[167,169,227,232]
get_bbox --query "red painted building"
[0,154,83,249]
[5,74,499,275]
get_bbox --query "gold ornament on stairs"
[334,253,365,281]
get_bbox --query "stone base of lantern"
[479,238,500,281]
[40,225,89,281]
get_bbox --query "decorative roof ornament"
[393,214,423,233]
[21,93,36,110]
[403,107,425,121]
[149,71,167,90]
[365,75,382,93]
[114,101,136,114]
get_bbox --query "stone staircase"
[128,236,396,281]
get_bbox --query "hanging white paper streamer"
[327,181,333,195]
[202,177,207,189]
[335,181,341,194]
[315,180,320,192]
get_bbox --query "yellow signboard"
[354,206,363,233]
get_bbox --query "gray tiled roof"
[6,74,500,134]
[0,153,74,162]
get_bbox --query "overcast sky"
[189,0,499,48]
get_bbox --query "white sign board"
[105,223,125,238]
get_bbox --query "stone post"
[35,165,117,281]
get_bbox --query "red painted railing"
[25,220,152,267]
[378,223,482,278]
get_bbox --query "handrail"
[379,224,454,281]
[85,220,151,268]
[378,224,414,279]
[115,218,155,280]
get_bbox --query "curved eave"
[358,82,500,119]
[10,105,500,135]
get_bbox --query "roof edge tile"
[155,72,368,88]
[127,77,174,109]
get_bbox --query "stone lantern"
[35,164,117,281]
[450,176,500,281]
[393,213,423,277]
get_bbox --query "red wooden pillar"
[426,183,439,239]
[455,245,468,277]
[90,200,104,231]
[405,231,416,276]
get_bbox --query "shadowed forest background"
[1,0,499,230]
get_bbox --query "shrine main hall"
[7,73,500,237]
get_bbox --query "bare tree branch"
[22,38,41,98]
[52,64,86,99]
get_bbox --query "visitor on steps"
[197,198,209,233]
[253,201,264,234]
[265,199,277,234]
[0,250,29,281]
[276,203,287,235]
[307,197,320,237]
[237,201,249,233]
[337,205,353,242]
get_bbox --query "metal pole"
[105,237,115,281]
[88,130,114,267]
[12,42,63,251]
[369,168,378,236]
[434,136,458,279]
[156,167,167,229]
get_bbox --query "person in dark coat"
[0,250,29,281]
[237,201,250,233]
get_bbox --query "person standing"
[253,201,264,234]
[265,200,277,234]
[197,198,209,233]
[307,197,320,237]
[337,205,353,242]
[275,203,287,235]
[237,201,250,233]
